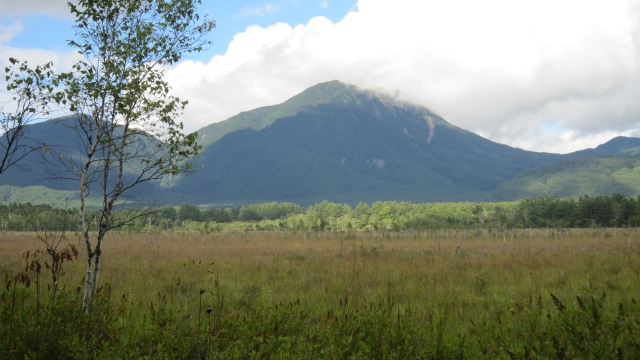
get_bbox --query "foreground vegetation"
[1,229,640,359]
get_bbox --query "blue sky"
[202,1,356,59]
[1,0,639,154]
[0,1,356,60]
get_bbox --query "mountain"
[492,137,640,200]
[0,116,79,191]
[0,116,164,203]
[2,81,638,206]
[570,136,640,158]
[169,81,562,204]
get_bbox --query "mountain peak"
[286,80,360,106]
[176,81,565,204]
[594,136,640,155]
[197,80,405,148]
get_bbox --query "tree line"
[2,194,640,233]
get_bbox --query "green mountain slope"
[170,81,561,205]
[492,136,640,200]
[197,81,392,148]
[570,136,640,158]
[3,81,639,206]
[492,155,640,200]
[0,116,164,204]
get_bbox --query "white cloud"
[4,0,637,154]
[320,0,328,9]
[237,3,279,17]
[0,21,78,72]
[0,21,22,44]
[0,0,71,17]
[168,0,640,153]
[0,19,79,115]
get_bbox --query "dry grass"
[2,228,640,358]
[3,228,639,311]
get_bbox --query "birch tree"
[56,0,214,312]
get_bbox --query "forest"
[2,194,639,233]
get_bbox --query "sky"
[1,0,639,154]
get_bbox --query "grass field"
[2,228,640,359]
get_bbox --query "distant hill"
[492,154,640,200]
[1,81,639,206]
[0,116,79,191]
[0,116,164,204]
[570,136,640,158]
[492,136,640,200]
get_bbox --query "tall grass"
[1,228,640,358]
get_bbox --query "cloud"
[0,0,70,17]
[237,3,280,17]
[168,0,640,153]
[320,0,328,9]
[0,18,79,114]
[3,0,635,153]
[0,21,22,44]
[4,0,636,154]
[0,19,78,71]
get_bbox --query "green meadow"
[2,229,640,359]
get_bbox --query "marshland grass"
[2,228,640,358]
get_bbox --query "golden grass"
[3,228,640,358]
[2,228,639,316]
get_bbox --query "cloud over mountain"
[1,0,638,154]
[168,0,640,153]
